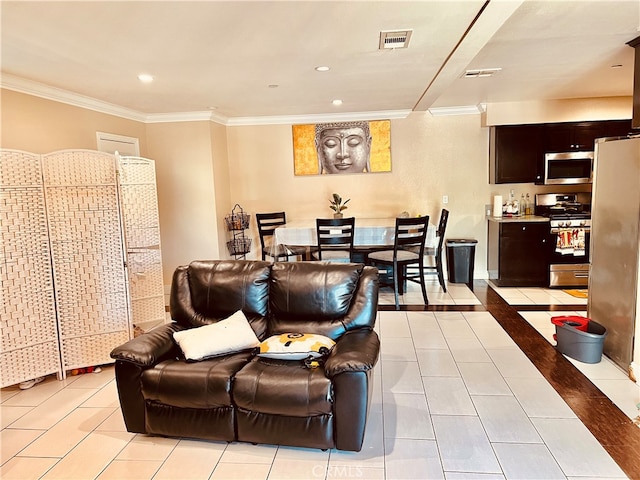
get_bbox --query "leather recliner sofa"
[110,260,380,452]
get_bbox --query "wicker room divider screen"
[1,149,165,388]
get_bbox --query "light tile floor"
[1,301,632,479]
[378,277,481,307]
[491,285,640,424]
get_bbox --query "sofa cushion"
[142,353,253,409]
[234,357,333,416]
[268,262,363,338]
[258,333,335,360]
[173,310,260,361]
[170,260,271,329]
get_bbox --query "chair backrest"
[315,217,355,261]
[435,208,449,254]
[256,212,286,251]
[393,215,430,258]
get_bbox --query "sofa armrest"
[324,329,380,378]
[110,323,184,367]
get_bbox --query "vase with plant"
[329,193,350,219]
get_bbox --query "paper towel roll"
[493,195,503,217]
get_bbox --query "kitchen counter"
[487,215,549,223]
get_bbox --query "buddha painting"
[314,121,372,174]
[292,119,391,176]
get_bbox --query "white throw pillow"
[173,310,260,361]
[258,333,335,360]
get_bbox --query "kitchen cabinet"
[490,119,632,184]
[489,124,543,184]
[544,120,631,153]
[488,219,551,286]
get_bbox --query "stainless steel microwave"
[544,151,594,185]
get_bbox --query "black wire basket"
[225,204,250,230]
[226,237,252,255]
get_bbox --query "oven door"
[548,228,590,287]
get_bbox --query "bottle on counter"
[520,194,525,216]
[525,193,532,215]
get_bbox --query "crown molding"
[428,104,486,116]
[2,73,411,125]
[144,111,224,124]
[226,110,412,126]
[1,72,148,122]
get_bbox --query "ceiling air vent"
[379,30,412,50]
[463,68,502,78]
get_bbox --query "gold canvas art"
[293,119,391,175]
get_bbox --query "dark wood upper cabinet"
[544,122,602,152]
[489,124,543,184]
[544,120,632,153]
[490,119,632,184]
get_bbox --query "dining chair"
[423,208,449,292]
[368,215,430,309]
[313,217,356,263]
[255,212,310,261]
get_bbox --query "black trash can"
[446,239,477,288]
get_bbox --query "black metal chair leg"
[393,261,400,310]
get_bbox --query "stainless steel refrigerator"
[588,135,640,372]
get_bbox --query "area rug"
[563,289,588,299]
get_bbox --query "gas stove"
[535,193,592,288]
[548,215,591,229]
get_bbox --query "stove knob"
[579,220,586,227]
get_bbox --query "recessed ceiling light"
[137,74,154,83]
[315,66,330,72]
[332,99,343,106]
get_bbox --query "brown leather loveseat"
[110,260,379,452]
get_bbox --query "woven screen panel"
[118,157,157,184]
[131,296,166,327]
[118,157,165,331]
[2,289,58,351]
[1,150,61,387]
[44,150,131,372]
[0,150,43,187]
[60,330,130,370]
[120,184,159,231]
[42,150,115,186]
[127,250,164,298]
[0,340,61,388]
[1,190,53,287]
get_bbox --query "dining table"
[273,217,437,254]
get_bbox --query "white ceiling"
[1,0,638,124]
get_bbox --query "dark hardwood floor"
[380,280,640,479]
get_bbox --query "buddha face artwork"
[314,122,372,174]
[292,120,391,176]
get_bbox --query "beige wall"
[1,89,225,285]
[227,113,493,275]
[210,121,233,260]
[485,97,632,126]
[0,89,147,153]
[146,121,222,283]
[2,89,633,287]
